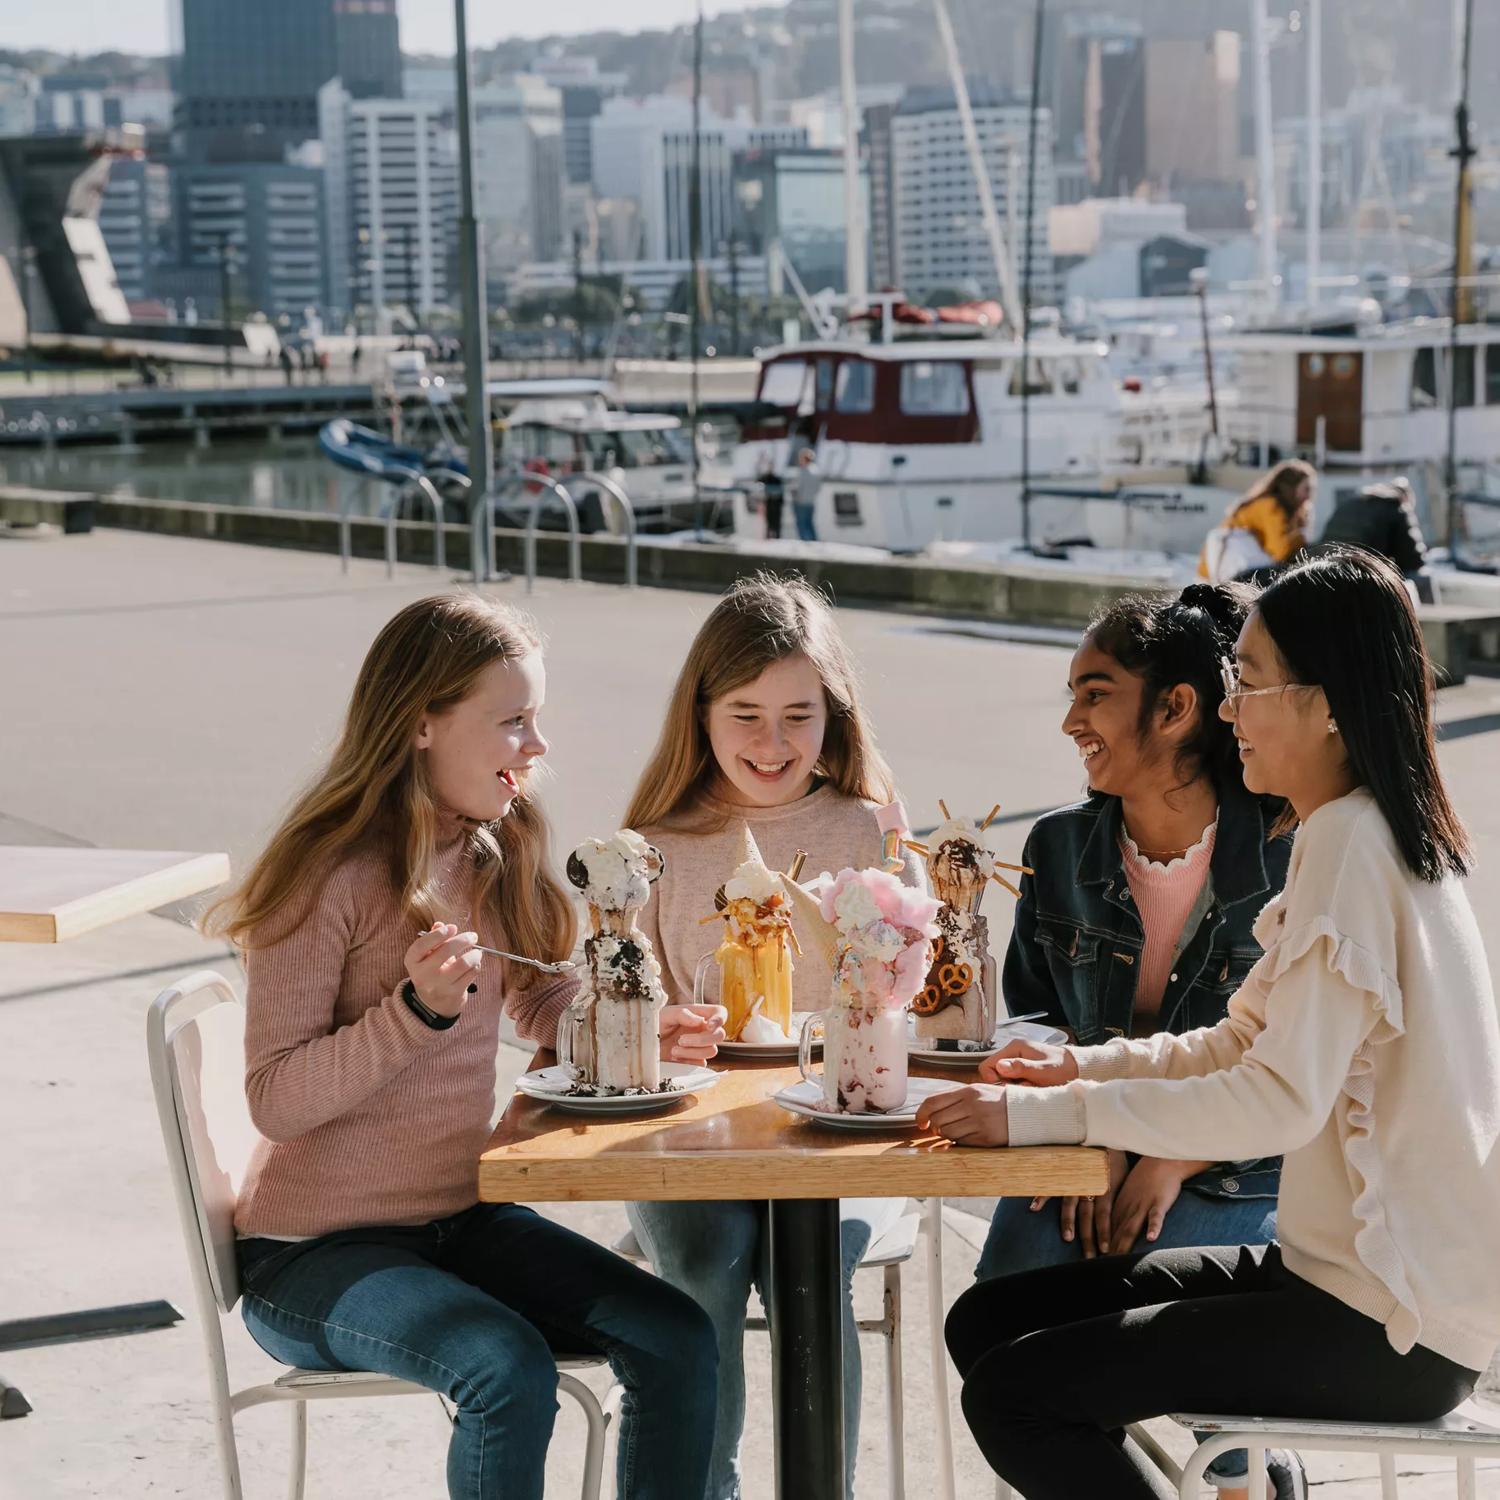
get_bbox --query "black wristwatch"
[401,978,459,1031]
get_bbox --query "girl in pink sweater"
[209,594,717,1500]
[621,571,919,1500]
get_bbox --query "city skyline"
[4,0,775,57]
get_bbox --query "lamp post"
[217,235,237,375]
[454,0,494,511]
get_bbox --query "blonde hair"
[1230,458,1316,523]
[205,594,576,982]
[623,571,895,831]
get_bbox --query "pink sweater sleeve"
[505,971,579,1045]
[242,867,449,1143]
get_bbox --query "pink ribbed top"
[1118,818,1217,1028]
[233,828,576,1238]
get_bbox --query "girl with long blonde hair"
[208,593,717,1500]
[623,571,920,1500]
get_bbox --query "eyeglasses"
[1219,658,1322,708]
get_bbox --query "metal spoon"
[473,945,577,975]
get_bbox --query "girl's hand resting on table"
[405,923,482,1018]
[915,1083,1011,1146]
[977,1037,1080,1087]
[659,1004,728,1063]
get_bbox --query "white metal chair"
[995,1406,1500,1498]
[147,969,612,1500]
[615,1194,957,1500]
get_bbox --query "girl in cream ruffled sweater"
[922,550,1500,1500]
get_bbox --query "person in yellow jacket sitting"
[1199,459,1316,581]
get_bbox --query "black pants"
[764,491,784,539]
[947,1244,1477,1499]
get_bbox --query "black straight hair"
[1087,581,1257,795]
[1256,548,1470,882]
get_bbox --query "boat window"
[834,359,876,413]
[1411,348,1439,409]
[508,423,579,471]
[1487,345,1500,406]
[1007,357,1054,396]
[581,426,689,469]
[759,359,808,409]
[899,361,970,415]
[814,357,837,410]
[1452,348,1476,409]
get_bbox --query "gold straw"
[938,799,951,819]
[979,802,1002,830]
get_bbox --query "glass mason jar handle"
[556,1003,585,1082]
[692,951,717,1008]
[798,1008,828,1086]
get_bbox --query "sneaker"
[1267,1449,1308,1500]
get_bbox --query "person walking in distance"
[792,447,821,542]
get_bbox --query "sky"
[0,0,774,56]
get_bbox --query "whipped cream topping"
[570,829,663,912]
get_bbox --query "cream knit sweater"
[1008,788,1500,1371]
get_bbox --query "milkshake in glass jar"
[713,827,797,1043]
[798,867,940,1114]
[561,830,669,1095]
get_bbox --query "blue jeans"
[978,1184,1277,1486]
[628,1196,903,1500]
[792,503,817,542]
[239,1203,717,1500]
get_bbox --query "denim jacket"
[1003,779,1291,1202]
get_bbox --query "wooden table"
[482,1054,1107,1499]
[0,846,231,943]
[0,843,230,1419]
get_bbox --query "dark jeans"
[792,502,817,542]
[764,493,784,539]
[239,1202,718,1500]
[947,1243,1477,1500]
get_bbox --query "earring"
[1327,720,1339,736]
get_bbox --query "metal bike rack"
[339,471,448,577]
[570,470,638,589]
[469,472,582,592]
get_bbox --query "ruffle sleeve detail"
[1259,915,1420,1353]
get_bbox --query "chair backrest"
[147,970,260,1315]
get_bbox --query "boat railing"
[570,470,638,589]
[338,470,447,577]
[469,471,583,592]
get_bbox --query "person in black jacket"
[1318,478,1428,579]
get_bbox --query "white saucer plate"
[717,1012,819,1060]
[772,1074,955,1128]
[907,1018,1067,1066]
[515,1062,720,1114]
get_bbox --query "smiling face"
[1062,635,1207,798]
[1218,611,1335,805]
[1062,637,1159,796]
[415,650,549,823]
[705,652,829,808]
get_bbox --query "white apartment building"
[890,84,1055,305]
[590,95,804,262]
[319,79,458,324]
[472,76,566,276]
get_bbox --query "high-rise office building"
[530,57,627,189]
[733,145,867,294]
[890,82,1054,304]
[472,77,566,276]
[320,81,458,325]
[171,0,400,163]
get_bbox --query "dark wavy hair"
[1088,581,1257,794]
[1256,548,1470,882]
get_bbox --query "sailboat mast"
[838,0,867,308]
[690,0,704,532]
[929,0,1021,329]
[1445,0,1476,554]
[1306,0,1321,309]
[1251,0,1280,309]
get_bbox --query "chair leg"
[1248,1443,1267,1499]
[286,1401,308,1500]
[559,1372,609,1500]
[884,1264,906,1500]
[1377,1451,1399,1498]
[922,1199,957,1500]
[1456,1454,1475,1500]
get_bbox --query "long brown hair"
[623,571,895,831]
[1230,458,1316,524]
[205,594,576,980]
